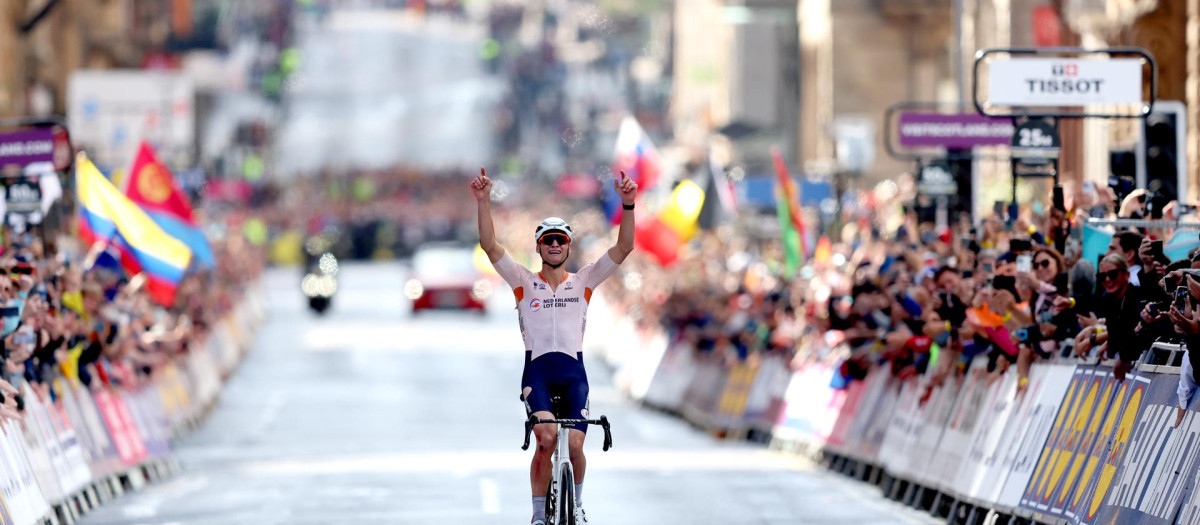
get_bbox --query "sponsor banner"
[1092,372,1200,524]
[987,58,1144,108]
[855,372,899,462]
[0,128,70,171]
[1046,370,1120,520]
[931,361,991,492]
[912,377,962,487]
[826,373,869,452]
[1068,373,1147,525]
[713,360,759,428]
[93,389,139,466]
[997,364,1075,508]
[1013,365,1087,513]
[641,344,697,411]
[1172,391,1200,525]
[980,365,1051,507]
[773,363,843,445]
[1021,367,1115,517]
[842,368,892,461]
[959,371,1021,502]
[741,355,791,431]
[897,112,1014,149]
[879,380,923,478]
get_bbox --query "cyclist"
[471,167,636,525]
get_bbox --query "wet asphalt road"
[79,262,936,525]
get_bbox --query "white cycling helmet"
[534,217,573,243]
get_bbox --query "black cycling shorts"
[522,351,590,434]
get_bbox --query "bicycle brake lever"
[600,415,612,452]
[521,416,536,451]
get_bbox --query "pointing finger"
[481,166,486,177]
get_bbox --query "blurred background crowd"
[0,0,1196,429]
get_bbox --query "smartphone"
[1054,273,1069,295]
[1175,286,1190,312]
[1017,254,1033,273]
[982,261,995,274]
[962,270,974,279]
[993,201,1005,219]
[1150,240,1165,259]
[994,275,1017,293]
[1053,186,1065,211]
[1148,302,1163,317]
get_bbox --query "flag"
[1165,230,1200,262]
[697,149,738,230]
[125,141,214,267]
[605,116,662,224]
[1081,223,1114,267]
[634,179,705,266]
[77,153,192,306]
[772,147,808,277]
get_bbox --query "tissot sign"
[987,58,1143,107]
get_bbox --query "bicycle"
[522,396,613,525]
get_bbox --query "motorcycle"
[301,233,340,315]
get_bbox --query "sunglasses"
[539,233,570,246]
[1098,269,1124,282]
[1034,259,1054,270]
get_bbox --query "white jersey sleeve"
[491,252,533,289]
[578,252,620,290]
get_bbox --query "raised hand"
[470,167,493,202]
[615,170,638,205]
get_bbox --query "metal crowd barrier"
[590,287,1200,525]
[0,283,267,525]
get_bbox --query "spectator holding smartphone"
[1054,254,1148,381]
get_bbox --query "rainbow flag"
[76,153,192,306]
[125,141,214,267]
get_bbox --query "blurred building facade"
[669,0,1200,204]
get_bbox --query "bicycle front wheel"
[560,466,576,525]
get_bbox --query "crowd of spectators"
[0,223,264,424]
[598,180,1200,412]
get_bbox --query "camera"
[1109,175,1136,204]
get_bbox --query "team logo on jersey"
[529,299,542,312]
[564,281,574,290]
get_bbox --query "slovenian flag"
[124,141,214,268]
[605,116,661,223]
[76,153,192,306]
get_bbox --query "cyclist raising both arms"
[471,167,636,525]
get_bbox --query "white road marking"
[480,477,501,514]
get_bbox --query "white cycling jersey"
[492,251,619,361]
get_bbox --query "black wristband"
[622,203,635,210]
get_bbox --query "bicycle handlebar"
[521,414,613,452]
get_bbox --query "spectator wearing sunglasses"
[1054,253,1149,381]
[1106,230,1144,287]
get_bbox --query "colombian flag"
[77,153,192,306]
[125,141,214,267]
